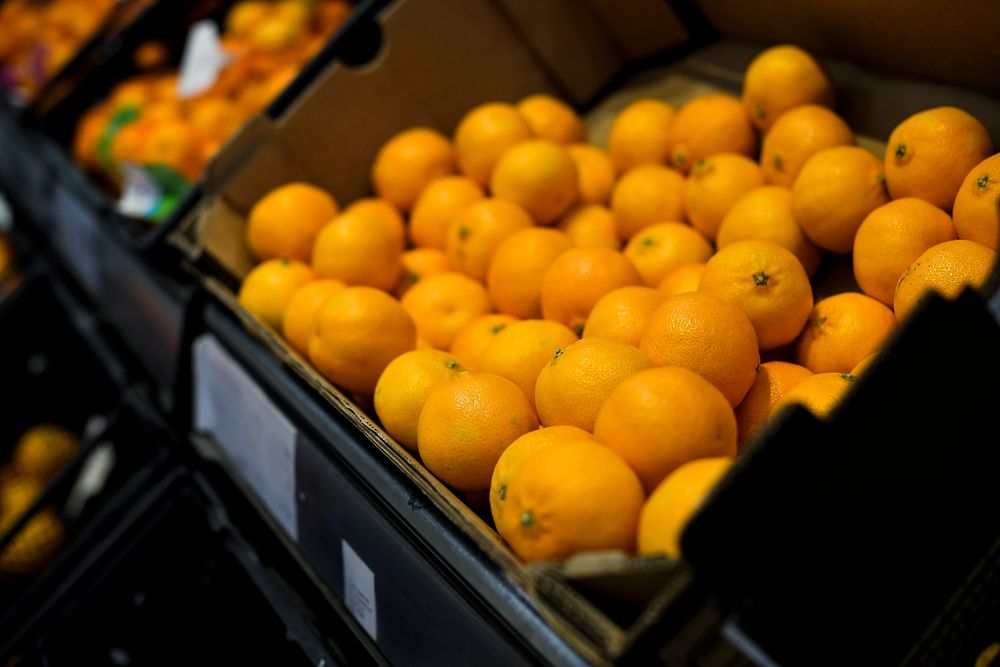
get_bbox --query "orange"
[852,198,957,305]
[0,234,12,276]
[311,209,404,291]
[683,153,766,240]
[308,287,416,395]
[558,205,620,250]
[73,109,107,168]
[775,372,856,420]
[623,222,713,287]
[760,105,854,187]
[894,239,999,322]
[638,457,733,558]
[445,198,534,281]
[479,319,578,407]
[567,144,615,205]
[394,248,451,298]
[516,94,585,145]
[14,425,79,483]
[371,127,455,211]
[952,153,1000,251]
[282,279,346,354]
[237,258,316,330]
[534,338,650,432]
[449,313,519,371]
[344,198,406,247]
[188,95,245,142]
[540,247,642,335]
[610,165,686,240]
[742,45,834,131]
[0,508,65,576]
[417,373,538,492]
[850,353,878,378]
[400,272,493,350]
[408,176,485,249]
[666,94,756,173]
[594,366,738,492]
[246,182,338,262]
[138,118,204,181]
[792,146,890,254]
[487,228,573,318]
[795,292,896,374]
[734,361,812,447]
[490,425,595,527]
[657,263,706,296]
[885,107,993,210]
[717,186,822,276]
[498,440,644,561]
[454,102,533,185]
[700,240,814,350]
[226,1,270,36]
[583,286,666,347]
[373,350,466,452]
[607,99,676,173]
[640,292,759,406]
[490,139,578,224]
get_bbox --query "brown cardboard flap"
[585,0,690,61]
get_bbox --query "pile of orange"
[72,0,351,198]
[237,44,998,564]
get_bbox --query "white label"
[117,163,162,218]
[177,20,231,99]
[342,540,377,640]
[193,334,298,541]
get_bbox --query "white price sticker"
[342,540,377,640]
[193,334,299,541]
[177,20,231,99]
[117,163,162,218]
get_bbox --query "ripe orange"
[717,185,822,276]
[449,313,519,371]
[373,350,466,452]
[952,153,1000,251]
[394,248,451,298]
[516,94,585,145]
[237,258,316,330]
[639,292,760,406]
[610,165,686,241]
[558,205,620,249]
[792,146,890,254]
[637,457,734,559]
[884,107,993,210]
[446,198,534,281]
[894,239,998,322]
[683,153,766,240]
[282,279,346,354]
[760,105,854,187]
[583,286,666,347]
[742,45,834,131]
[850,353,878,378]
[852,198,957,305]
[13,425,79,483]
[775,372,856,419]
[343,196,408,245]
[666,94,757,173]
[0,508,65,576]
[734,361,812,447]
[566,144,615,205]
[479,319,578,407]
[454,102,533,185]
[371,127,455,211]
[490,139,579,224]
[490,425,595,527]
[534,338,650,432]
[487,228,573,318]
[700,240,814,350]
[540,247,642,335]
[623,222,713,287]
[498,439,644,561]
[594,366,737,492]
[408,175,485,249]
[307,287,416,395]
[311,209,404,291]
[657,263,706,296]
[794,292,896,374]
[417,373,538,492]
[188,95,245,142]
[138,118,204,181]
[607,99,676,173]
[400,272,493,351]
